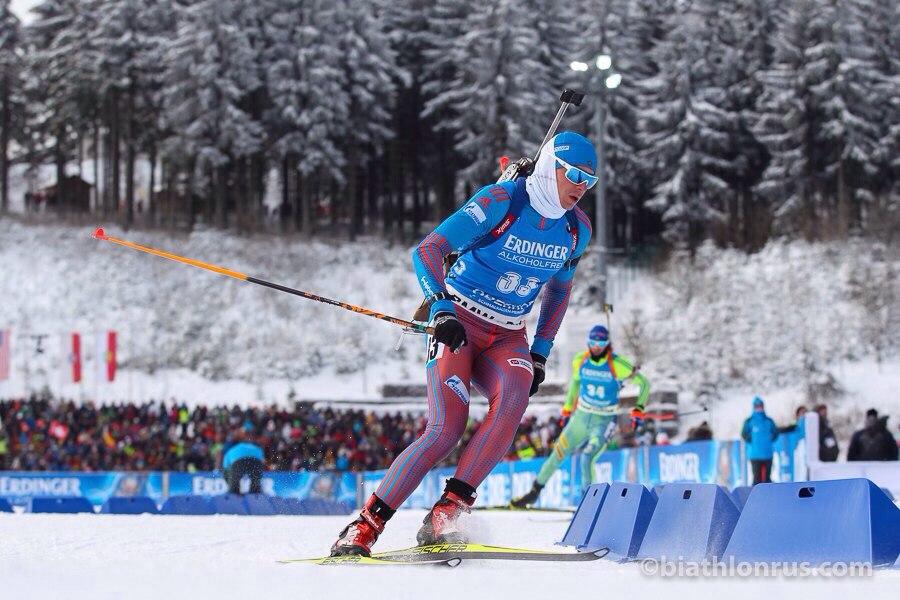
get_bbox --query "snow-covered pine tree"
[420,0,471,221]
[752,0,845,239]
[0,0,23,214]
[835,0,900,237]
[325,0,402,240]
[637,0,733,247]
[263,0,348,235]
[92,0,177,229]
[160,0,264,229]
[424,0,553,189]
[381,0,444,235]
[571,0,656,252]
[25,0,102,213]
[690,0,770,249]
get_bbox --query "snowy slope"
[1,219,898,443]
[0,511,896,600]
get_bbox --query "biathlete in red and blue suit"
[331,132,598,556]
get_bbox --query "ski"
[279,554,461,567]
[375,543,608,563]
[474,505,576,513]
[281,543,608,566]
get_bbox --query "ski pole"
[642,407,709,420]
[91,228,434,335]
[497,88,585,183]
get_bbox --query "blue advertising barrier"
[210,494,249,515]
[100,496,159,515]
[0,436,806,511]
[559,483,610,547]
[160,495,214,515]
[724,479,900,567]
[0,471,357,508]
[28,496,94,514]
[582,482,657,560]
[244,494,277,516]
[0,498,12,512]
[636,483,741,561]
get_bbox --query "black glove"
[432,312,467,352]
[529,352,546,397]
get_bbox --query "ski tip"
[92,227,106,240]
[580,547,610,559]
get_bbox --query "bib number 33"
[496,272,540,297]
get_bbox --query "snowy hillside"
[2,219,898,442]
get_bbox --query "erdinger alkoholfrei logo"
[498,234,569,271]
[443,375,469,405]
[502,235,570,260]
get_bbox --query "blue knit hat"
[552,131,597,173]
[588,325,609,344]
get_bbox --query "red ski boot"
[330,494,395,556]
[417,478,476,546]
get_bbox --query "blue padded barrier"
[27,496,94,514]
[581,482,657,560]
[730,486,753,510]
[559,483,610,547]
[881,487,895,502]
[100,496,159,515]
[243,494,276,516]
[0,498,13,512]
[637,483,740,561]
[723,479,900,567]
[270,497,305,515]
[298,498,354,516]
[160,495,214,515]
[210,493,249,515]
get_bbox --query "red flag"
[105,331,116,382]
[49,420,69,441]
[0,329,9,381]
[70,333,82,383]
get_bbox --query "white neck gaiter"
[525,143,566,219]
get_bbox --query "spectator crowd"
[0,393,567,473]
[1,393,894,475]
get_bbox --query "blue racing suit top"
[412,177,591,358]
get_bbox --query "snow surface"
[0,510,896,600]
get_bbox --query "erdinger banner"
[0,471,357,507]
[0,438,806,509]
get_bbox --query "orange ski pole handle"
[91,228,434,335]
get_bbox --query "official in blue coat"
[741,397,779,485]
[223,433,265,495]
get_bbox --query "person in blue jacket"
[222,432,265,495]
[741,396,779,485]
[331,132,596,556]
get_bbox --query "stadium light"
[569,61,589,72]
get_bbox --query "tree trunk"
[216,164,227,228]
[149,145,157,227]
[348,147,360,241]
[56,125,67,215]
[124,87,136,230]
[111,89,120,217]
[93,120,100,213]
[0,77,9,215]
[299,169,311,237]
